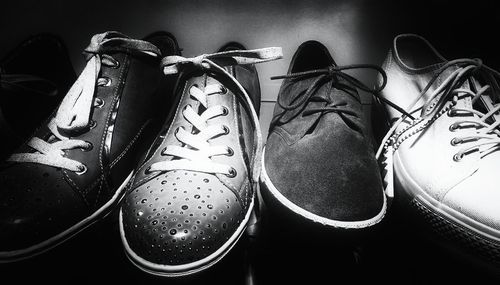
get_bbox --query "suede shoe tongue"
[274,75,330,144]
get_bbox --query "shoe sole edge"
[393,150,500,263]
[0,171,134,263]
[260,147,387,229]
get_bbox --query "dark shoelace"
[377,58,500,160]
[270,64,411,126]
[401,58,500,119]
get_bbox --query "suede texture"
[264,41,384,222]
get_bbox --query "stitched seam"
[273,126,293,145]
[94,180,104,208]
[244,179,250,208]
[81,173,105,199]
[96,55,129,206]
[110,120,150,168]
[62,169,89,207]
[235,175,249,208]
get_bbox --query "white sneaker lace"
[148,47,282,180]
[7,31,161,174]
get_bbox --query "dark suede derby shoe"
[0,31,181,262]
[0,34,76,159]
[119,43,281,277]
[261,40,387,229]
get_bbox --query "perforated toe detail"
[122,170,244,265]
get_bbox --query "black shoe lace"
[270,64,411,126]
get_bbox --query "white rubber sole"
[0,171,134,263]
[393,151,500,242]
[260,148,387,229]
[119,193,255,277]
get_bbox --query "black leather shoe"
[119,43,281,277]
[261,41,387,229]
[0,34,76,159]
[0,31,181,262]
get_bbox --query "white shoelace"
[7,32,161,174]
[148,47,282,180]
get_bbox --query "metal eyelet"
[453,153,464,162]
[449,124,457,132]
[95,97,105,108]
[447,109,455,117]
[220,85,228,94]
[222,125,230,135]
[226,147,234,156]
[102,55,120,68]
[97,77,112,87]
[145,166,152,174]
[82,142,93,152]
[450,138,460,146]
[89,120,97,129]
[174,127,181,136]
[221,106,229,116]
[226,168,237,178]
[75,164,87,175]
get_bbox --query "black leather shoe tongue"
[142,31,179,57]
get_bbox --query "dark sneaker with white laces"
[119,43,282,277]
[261,40,387,230]
[0,34,76,158]
[0,31,181,262]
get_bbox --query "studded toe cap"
[120,170,245,267]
